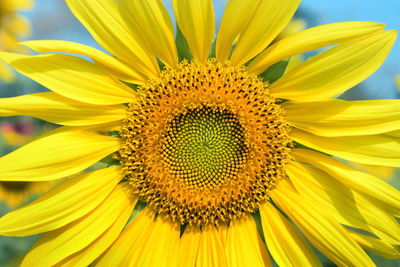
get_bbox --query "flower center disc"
[161,106,248,191]
[120,60,292,226]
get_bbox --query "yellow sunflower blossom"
[396,75,400,92]
[0,0,399,266]
[0,0,33,82]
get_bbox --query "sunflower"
[0,0,399,266]
[0,0,33,82]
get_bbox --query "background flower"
[0,0,33,82]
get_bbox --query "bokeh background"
[0,0,399,266]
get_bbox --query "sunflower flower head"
[0,0,399,266]
[119,59,292,226]
[0,0,33,82]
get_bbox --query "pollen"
[119,60,292,226]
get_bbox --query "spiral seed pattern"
[119,60,292,226]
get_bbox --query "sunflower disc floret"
[119,60,292,226]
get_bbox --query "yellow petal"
[226,216,272,267]
[8,15,31,37]
[247,22,385,74]
[96,208,180,267]
[0,61,15,83]
[285,54,304,73]
[0,52,137,105]
[160,225,229,267]
[271,180,375,266]
[0,127,120,181]
[196,225,228,267]
[215,0,261,62]
[66,0,159,79]
[0,166,122,236]
[348,161,395,181]
[273,19,306,43]
[348,230,400,259]
[288,162,400,245]
[21,40,146,84]
[218,224,229,247]
[2,0,33,10]
[126,216,180,267]
[386,130,400,138]
[0,34,17,54]
[58,201,134,267]
[21,183,136,267]
[119,0,178,67]
[167,226,201,267]
[230,0,301,66]
[0,92,127,126]
[172,0,215,62]
[292,148,400,215]
[260,202,321,267]
[284,98,400,136]
[269,31,397,101]
[291,128,400,167]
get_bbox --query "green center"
[161,106,248,190]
